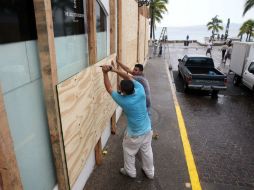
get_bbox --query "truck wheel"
[183,82,189,93]
[211,90,219,98]
[178,67,181,77]
[233,75,240,86]
[178,71,182,78]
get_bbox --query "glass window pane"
[96,1,107,61]
[0,0,37,44]
[52,0,89,82]
[249,62,254,71]
[0,1,56,189]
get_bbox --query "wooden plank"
[117,0,122,63]
[138,16,145,63]
[87,0,97,65]
[144,18,147,60]
[110,0,117,134]
[145,19,150,57]
[0,173,3,190]
[110,0,116,54]
[137,8,140,63]
[86,0,102,168]
[111,113,116,134]
[32,0,70,189]
[0,87,23,190]
[95,139,102,165]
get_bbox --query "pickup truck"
[229,42,254,91]
[178,55,227,97]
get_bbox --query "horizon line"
[157,23,242,28]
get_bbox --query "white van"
[230,42,254,91]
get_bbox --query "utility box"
[230,42,254,76]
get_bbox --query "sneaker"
[120,168,136,178]
[141,169,154,179]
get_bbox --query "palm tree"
[243,0,254,16]
[149,0,168,39]
[238,19,254,41]
[206,15,224,40]
[237,30,244,41]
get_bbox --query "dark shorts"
[225,53,231,59]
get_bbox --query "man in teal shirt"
[101,63,154,179]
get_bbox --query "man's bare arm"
[116,60,133,74]
[102,65,113,94]
[102,63,133,94]
[111,61,133,80]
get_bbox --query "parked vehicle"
[178,55,227,97]
[229,42,254,91]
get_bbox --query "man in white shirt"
[206,40,213,57]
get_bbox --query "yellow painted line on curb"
[165,61,202,190]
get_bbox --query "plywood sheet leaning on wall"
[122,0,138,68]
[57,66,95,186]
[57,54,117,187]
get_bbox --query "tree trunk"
[246,33,249,41]
[153,25,155,40]
[248,30,252,41]
[150,14,153,39]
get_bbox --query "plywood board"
[57,54,117,187]
[33,0,69,189]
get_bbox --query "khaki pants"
[123,130,154,178]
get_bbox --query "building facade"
[0,0,149,189]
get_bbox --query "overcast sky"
[158,0,254,27]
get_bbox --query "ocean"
[155,23,242,42]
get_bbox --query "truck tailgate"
[189,75,227,90]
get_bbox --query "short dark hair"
[134,64,143,71]
[120,80,134,95]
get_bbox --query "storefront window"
[96,0,108,61]
[0,0,37,44]
[52,0,89,82]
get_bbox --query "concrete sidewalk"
[84,55,191,190]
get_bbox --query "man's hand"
[111,60,117,72]
[115,59,133,74]
[111,60,116,67]
[101,65,113,94]
[101,65,112,73]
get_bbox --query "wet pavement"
[84,42,254,190]
[170,43,254,190]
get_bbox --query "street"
[167,42,254,189]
